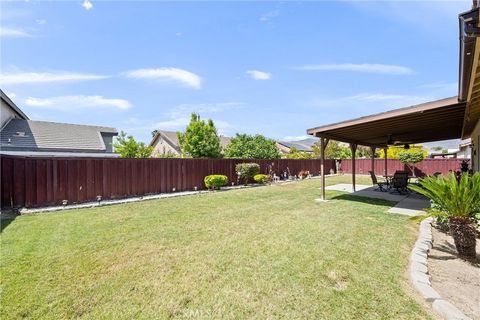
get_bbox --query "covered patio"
[307,96,467,201]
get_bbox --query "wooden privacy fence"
[1,156,335,209]
[339,158,465,176]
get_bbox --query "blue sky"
[0,0,471,146]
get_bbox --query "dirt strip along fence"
[339,158,465,177]
[1,156,335,209]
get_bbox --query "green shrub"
[254,174,270,184]
[235,163,260,184]
[204,175,228,190]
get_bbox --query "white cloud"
[0,71,109,85]
[36,19,47,25]
[154,102,236,132]
[24,95,131,111]
[294,63,414,75]
[246,70,271,80]
[175,32,183,36]
[0,27,31,38]
[283,135,312,141]
[82,0,93,10]
[169,102,242,119]
[313,93,430,108]
[260,9,280,22]
[124,67,202,89]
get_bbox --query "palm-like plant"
[409,173,480,258]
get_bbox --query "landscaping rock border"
[409,217,472,320]
[10,178,305,215]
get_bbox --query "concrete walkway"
[326,184,430,216]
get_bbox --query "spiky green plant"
[409,173,480,257]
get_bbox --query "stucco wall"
[152,136,180,157]
[101,133,116,153]
[1,99,20,127]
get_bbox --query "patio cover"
[307,97,466,148]
[306,96,466,200]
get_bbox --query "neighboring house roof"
[1,89,29,120]
[0,119,117,153]
[277,138,318,152]
[150,130,232,152]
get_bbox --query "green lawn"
[1,175,429,319]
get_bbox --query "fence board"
[1,155,463,209]
[339,158,465,176]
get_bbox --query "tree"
[379,145,428,159]
[113,131,153,158]
[312,140,376,159]
[177,113,222,158]
[284,147,315,159]
[224,134,280,159]
[398,151,424,177]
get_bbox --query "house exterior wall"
[472,119,480,172]
[276,143,291,154]
[101,133,116,153]
[152,136,180,157]
[1,99,23,127]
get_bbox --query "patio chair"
[390,172,409,194]
[368,171,389,192]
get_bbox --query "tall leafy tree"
[379,145,428,159]
[177,113,222,158]
[313,140,380,159]
[113,131,153,158]
[224,134,280,159]
[284,147,315,159]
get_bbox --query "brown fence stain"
[1,156,335,209]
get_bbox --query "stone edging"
[409,217,472,320]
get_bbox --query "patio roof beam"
[307,97,466,147]
[350,143,357,192]
[319,137,329,201]
[311,132,385,149]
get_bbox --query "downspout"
[458,8,480,102]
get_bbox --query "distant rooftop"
[1,119,117,153]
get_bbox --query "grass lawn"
[1,175,430,319]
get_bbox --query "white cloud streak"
[153,102,238,132]
[283,135,312,141]
[0,71,109,85]
[313,93,430,108]
[260,9,280,22]
[169,102,243,118]
[0,27,31,38]
[25,95,131,111]
[246,70,272,80]
[82,0,93,10]
[124,67,202,89]
[294,63,414,75]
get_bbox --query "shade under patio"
[306,96,467,200]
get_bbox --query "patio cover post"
[383,148,388,177]
[319,137,329,200]
[350,143,358,192]
[370,147,376,175]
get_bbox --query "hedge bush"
[235,163,260,184]
[254,174,270,184]
[204,175,228,190]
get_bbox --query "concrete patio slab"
[327,184,430,216]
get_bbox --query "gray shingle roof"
[0,119,117,152]
[277,138,318,152]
